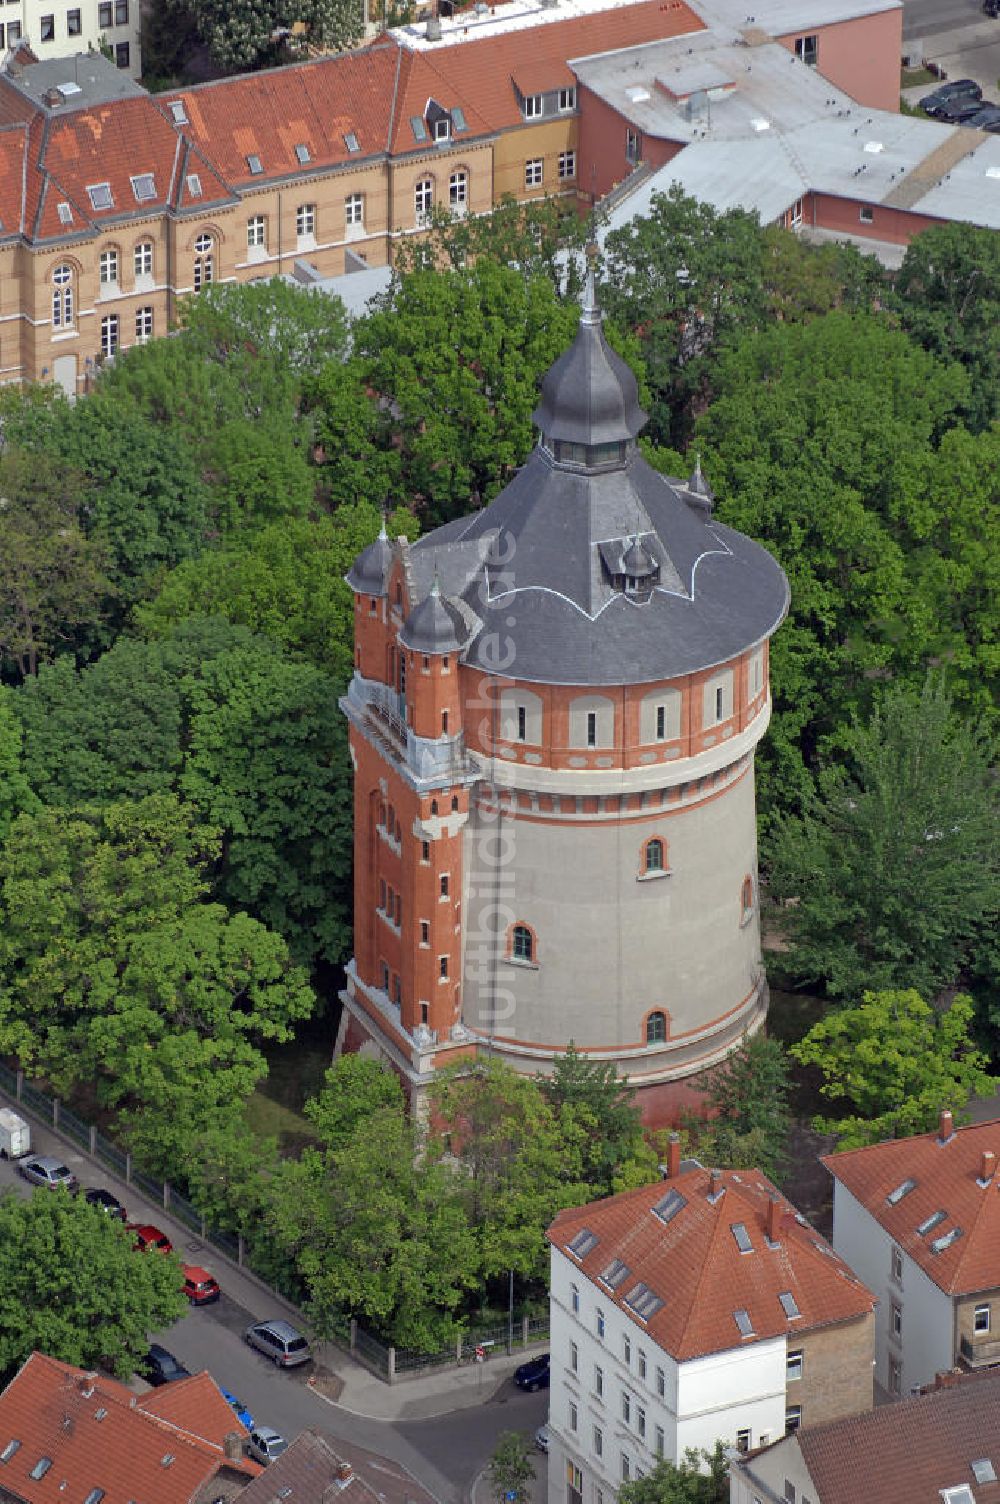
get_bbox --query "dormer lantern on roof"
[425,98,452,142]
[346,520,392,598]
[399,575,467,656]
[599,533,660,600]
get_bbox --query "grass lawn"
[246,1037,332,1155]
[901,66,936,87]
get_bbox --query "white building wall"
[550,1246,788,1504]
[15,0,141,76]
[830,1180,954,1394]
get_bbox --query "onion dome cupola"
[399,575,467,656]
[346,520,393,595]
[532,266,647,470]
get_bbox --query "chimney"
[425,0,442,39]
[223,1431,243,1461]
[707,1169,724,1202]
[766,1195,783,1243]
[933,1369,962,1391]
[980,1150,996,1184]
[337,1463,354,1484]
[939,1109,954,1143]
[666,1133,681,1180]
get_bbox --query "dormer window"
[434,118,450,141]
[425,99,453,143]
[549,438,629,469]
[523,93,543,118]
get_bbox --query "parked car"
[246,1427,289,1466]
[129,1223,173,1255]
[142,1344,190,1387]
[183,1265,221,1305]
[18,1155,78,1192]
[513,1353,550,1392]
[244,1320,312,1368]
[985,0,1000,17]
[535,1424,550,1453]
[220,1388,255,1431]
[936,93,993,123]
[919,79,982,115]
[967,105,1000,130]
[84,1187,126,1221]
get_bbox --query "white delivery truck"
[0,1108,30,1159]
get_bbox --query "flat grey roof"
[692,0,901,33]
[4,52,145,111]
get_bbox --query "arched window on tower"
[643,838,666,874]
[741,874,755,926]
[645,1011,667,1046]
[511,923,534,963]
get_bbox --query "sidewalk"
[2,1088,545,1422]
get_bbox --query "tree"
[769,678,999,1000]
[543,1043,657,1194]
[265,1058,478,1349]
[161,0,362,74]
[351,262,580,524]
[698,1032,791,1178]
[618,1445,728,1504]
[894,221,1000,432]
[0,450,114,678]
[428,1058,591,1282]
[0,689,37,841]
[0,1190,186,1377]
[395,193,589,295]
[791,989,994,1149]
[488,1433,536,1504]
[0,794,315,1169]
[696,312,974,825]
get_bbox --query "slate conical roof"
[531,267,646,448]
[399,576,467,655]
[346,521,392,595]
[622,535,657,579]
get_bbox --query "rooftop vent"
[707,1170,725,1204]
[567,1228,598,1260]
[168,100,188,125]
[223,1432,243,1462]
[337,1463,355,1485]
[425,14,442,39]
[94,1409,107,1423]
[886,1178,916,1206]
[161,1454,175,1468]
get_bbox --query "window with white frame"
[621,1391,631,1425]
[789,198,803,229]
[569,1401,577,1432]
[558,150,576,179]
[193,232,213,291]
[596,1309,605,1339]
[525,158,543,188]
[523,93,542,118]
[133,241,153,278]
[570,1340,578,1373]
[247,214,266,249]
[100,314,119,357]
[595,1364,603,1397]
[296,203,316,238]
[623,1334,631,1365]
[51,264,73,329]
[559,86,576,110]
[785,1406,802,1433]
[975,1304,991,1334]
[415,177,434,222]
[794,33,818,65]
[345,192,364,227]
[593,1426,603,1457]
[571,1283,579,1314]
[134,306,153,344]
[626,128,640,163]
[99,248,118,286]
[736,1429,751,1454]
[449,170,468,209]
[656,1365,665,1397]
[891,1245,903,1283]
[860,205,874,224]
[786,1349,803,1383]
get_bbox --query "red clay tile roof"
[238,1429,439,1504]
[387,46,494,154]
[0,126,30,236]
[403,0,705,134]
[0,1352,257,1504]
[791,1368,1000,1504]
[548,1168,874,1361]
[822,1116,1000,1296]
[136,1371,250,1448]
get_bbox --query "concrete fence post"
[201,1215,207,1238]
[238,1234,245,1268]
[522,1316,529,1347]
[350,1319,358,1353]
[52,1098,59,1129]
[125,1152,132,1186]
[163,1182,170,1210]
[387,1346,396,1384]
[15,1070,23,1103]
[89,1126,97,1155]
[456,1333,463,1364]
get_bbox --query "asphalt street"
[903,0,984,41]
[0,1147,546,1503]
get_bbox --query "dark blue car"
[513,1353,550,1391]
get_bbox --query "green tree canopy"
[543,1042,657,1194]
[791,989,995,1149]
[488,1433,536,1504]
[395,193,589,294]
[0,1190,186,1377]
[0,689,37,841]
[618,1445,728,1504]
[769,677,999,1000]
[161,0,362,73]
[696,1031,792,1179]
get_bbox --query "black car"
[84,1187,126,1221]
[919,79,982,116]
[936,94,992,124]
[985,0,1000,17]
[142,1344,191,1387]
[967,106,1000,131]
[513,1353,550,1392]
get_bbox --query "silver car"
[18,1155,78,1192]
[244,1319,312,1367]
[247,1426,289,1465]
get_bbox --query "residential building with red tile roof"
[729,1367,1000,1504]
[823,1110,1000,1400]
[545,1150,875,1503]
[0,1351,258,1504]
[236,1429,438,1504]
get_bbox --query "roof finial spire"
[581,241,602,327]
[378,501,388,541]
[430,567,442,598]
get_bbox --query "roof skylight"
[733,1309,754,1338]
[599,1258,630,1291]
[168,100,188,124]
[295,143,311,163]
[247,154,263,174]
[652,1188,686,1226]
[567,1228,598,1260]
[86,182,113,211]
[886,1178,917,1206]
[186,173,202,198]
[624,1283,664,1322]
[779,1291,801,1319]
[344,132,360,152]
[410,116,428,142]
[731,1222,753,1254]
[917,1209,947,1237]
[29,1458,52,1480]
[0,1440,20,1463]
[452,106,468,132]
[131,173,156,202]
[57,201,72,224]
[930,1227,963,1255]
[972,1460,997,1485]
